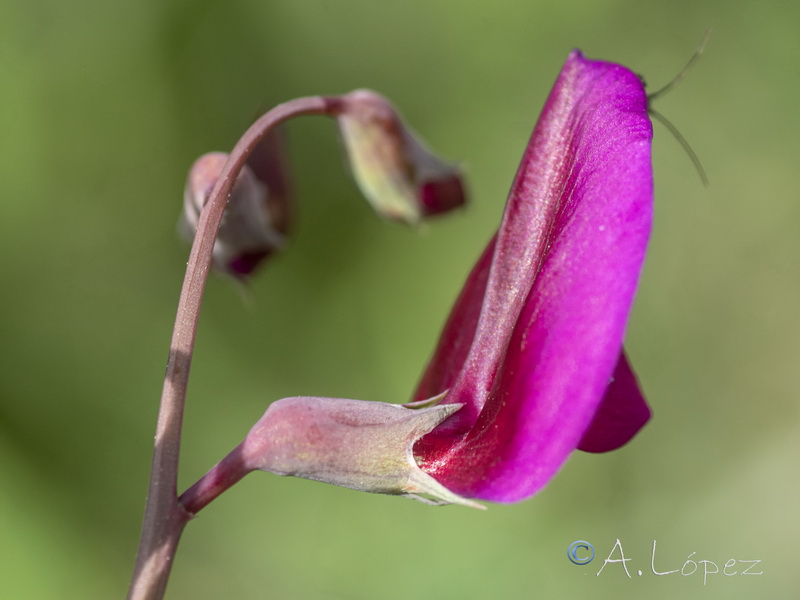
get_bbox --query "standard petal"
[577,351,651,453]
[415,51,653,501]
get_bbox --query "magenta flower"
[181,50,653,512]
[410,50,653,502]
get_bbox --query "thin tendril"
[649,107,709,186]
[647,29,712,186]
[647,29,711,103]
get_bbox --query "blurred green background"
[2,0,798,598]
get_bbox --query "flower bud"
[180,129,292,278]
[337,90,466,225]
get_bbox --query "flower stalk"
[127,96,338,600]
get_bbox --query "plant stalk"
[127,96,340,600]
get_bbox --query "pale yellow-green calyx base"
[337,94,422,225]
[336,90,463,226]
[243,396,484,509]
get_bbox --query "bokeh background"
[2,0,798,598]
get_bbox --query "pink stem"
[179,443,250,515]
[127,95,341,600]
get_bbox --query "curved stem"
[128,95,341,600]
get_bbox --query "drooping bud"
[336,90,466,225]
[180,130,293,278]
[240,396,483,508]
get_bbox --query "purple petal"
[577,351,651,453]
[415,51,653,501]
